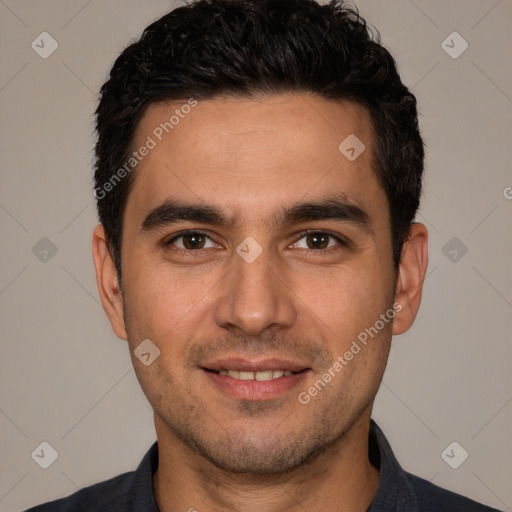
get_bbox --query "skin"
[93,93,428,512]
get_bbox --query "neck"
[153,410,379,512]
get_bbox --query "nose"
[214,245,297,336]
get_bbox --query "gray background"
[0,1,511,510]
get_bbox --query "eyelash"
[164,229,348,255]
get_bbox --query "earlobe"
[92,225,128,340]
[392,223,428,336]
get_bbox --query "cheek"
[123,258,212,341]
[294,264,390,339]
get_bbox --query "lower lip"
[202,369,311,400]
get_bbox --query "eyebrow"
[140,196,373,234]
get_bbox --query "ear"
[392,223,428,335]
[92,224,127,340]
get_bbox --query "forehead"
[127,93,386,226]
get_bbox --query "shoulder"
[23,471,134,512]
[407,472,503,512]
[23,441,159,512]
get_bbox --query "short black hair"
[94,0,424,277]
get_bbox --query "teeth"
[218,370,296,380]
[256,371,273,381]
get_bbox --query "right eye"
[165,230,217,251]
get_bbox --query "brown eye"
[182,233,206,250]
[293,232,342,251]
[306,233,330,249]
[166,231,216,250]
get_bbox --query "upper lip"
[202,357,310,373]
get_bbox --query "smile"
[202,365,310,401]
[210,369,295,380]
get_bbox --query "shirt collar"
[128,420,418,512]
[128,440,160,512]
[367,419,419,512]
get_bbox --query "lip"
[201,357,312,401]
[201,357,310,373]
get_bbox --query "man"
[26,0,501,510]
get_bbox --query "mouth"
[204,368,302,380]
[201,358,311,400]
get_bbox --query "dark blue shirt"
[24,420,502,511]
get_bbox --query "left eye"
[167,232,216,250]
[292,232,342,250]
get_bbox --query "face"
[94,93,426,474]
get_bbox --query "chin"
[173,418,346,476]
